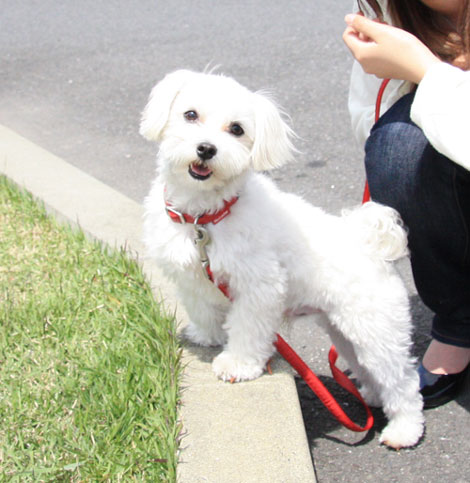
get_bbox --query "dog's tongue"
[191,162,212,176]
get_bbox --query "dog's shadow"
[295,374,386,448]
[296,295,470,449]
[183,330,387,447]
[180,294,469,449]
[180,336,220,365]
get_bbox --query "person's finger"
[344,14,383,42]
[342,25,369,53]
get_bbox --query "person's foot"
[418,363,469,408]
[419,340,470,409]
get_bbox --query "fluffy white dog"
[141,70,424,449]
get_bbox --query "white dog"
[141,70,424,449]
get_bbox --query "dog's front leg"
[178,282,229,347]
[212,285,284,382]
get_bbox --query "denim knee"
[364,93,470,347]
[364,93,429,215]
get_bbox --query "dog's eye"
[229,122,244,137]
[184,110,198,122]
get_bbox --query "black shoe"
[418,363,469,409]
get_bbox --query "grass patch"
[0,175,182,481]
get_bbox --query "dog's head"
[140,70,296,190]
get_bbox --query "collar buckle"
[165,205,187,224]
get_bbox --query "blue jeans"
[365,92,470,348]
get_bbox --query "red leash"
[363,78,391,203]
[275,335,374,431]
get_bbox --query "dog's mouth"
[188,161,213,180]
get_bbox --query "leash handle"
[275,334,374,432]
[363,78,391,203]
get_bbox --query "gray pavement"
[2,1,470,482]
[1,0,361,212]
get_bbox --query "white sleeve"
[411,62,470,171]
[348,62,412,148]
[347,0,411,148]
[348,60,384,147]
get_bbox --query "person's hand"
[343,13,440,83]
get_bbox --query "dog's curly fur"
[141,70,424,449]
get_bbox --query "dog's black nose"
[196,143,217,161]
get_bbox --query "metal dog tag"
[194,226,211,278]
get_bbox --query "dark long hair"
[358,0,470,68]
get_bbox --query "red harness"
[165,193,374,432]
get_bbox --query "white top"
[348,0,470,171]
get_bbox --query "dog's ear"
[251,92,296,171]
[140,70,196,141]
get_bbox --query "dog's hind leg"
[376,364,424,449]
[325,323,383,408]
[327,297,424,449]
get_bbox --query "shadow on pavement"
[297,294,470,482]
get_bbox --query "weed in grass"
[0,175,182,481]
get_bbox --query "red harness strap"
[165,194,374,433]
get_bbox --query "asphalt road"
[2,1,469,482]
[1,0,361,212]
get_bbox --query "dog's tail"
[342,201,408,261]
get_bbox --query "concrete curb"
[0,125,316,482]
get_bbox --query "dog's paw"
[212,351,265,382]
[184,322,227,347]
[379,415,424,449]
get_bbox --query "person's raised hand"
[343,13,440,83]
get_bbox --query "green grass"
[0,175,182,482]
